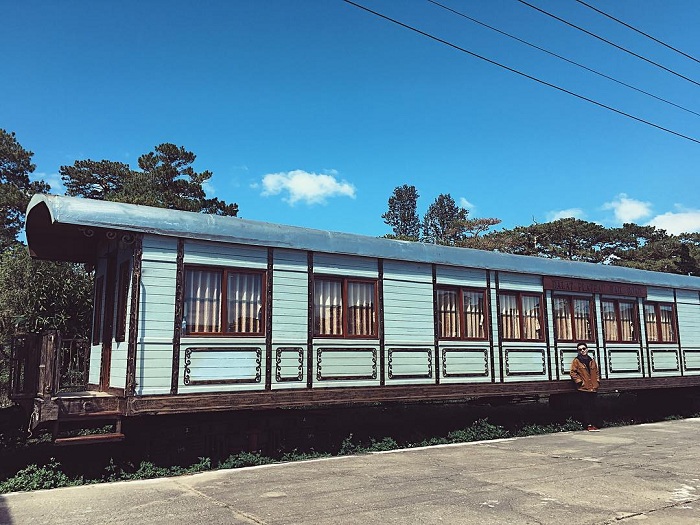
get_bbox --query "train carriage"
[13,194,700,443]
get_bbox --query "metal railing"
[56,336,90,392]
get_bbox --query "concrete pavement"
[2,418,699,525]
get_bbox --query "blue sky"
[3,0,699,237]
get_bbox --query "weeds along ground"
[2,389,699,494]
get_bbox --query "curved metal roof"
[25,194,700,291]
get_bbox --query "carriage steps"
[52,411,125,446]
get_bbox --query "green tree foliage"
[0,245,93,341]
[60,143,238,216]
[481,218,612,262]
[382,184,421,241]
[0,129,49,250]
[421,193,472,246]
[477,219,700,275]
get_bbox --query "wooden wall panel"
[313,345,380,387]
[646,286,675,302]
[382,260,432,283]
[503,348,547,377]
[436,266,487,287]
[273,346,305,387]
[136,236,178,395]
[184,240,267,269]
[498,272,542,292]
[439,345,490,383]
[313,253,378,278]
[383,279,434,343]
[678,303,700,346]
[272,264,308,343]
[650,348,680,373]
[677,290,700,305]
[386,347,433,383]
[607,347,642,376]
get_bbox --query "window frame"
[183,265,266,337]
[313,275,379,339]
[601,298,639,343]
[498,291,545,342]
[643,301,677,343]
[552,294,596,343]
[115,261,131,343]
[436,286,489,341]
[92,276,105,346]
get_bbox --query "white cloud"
[32,172,65,195]
[647,208,700,234]
[602,193,652,223]
[260,169,356,205]
[459,197,474,210]
[547,208,585,221]
[202,179,215,197]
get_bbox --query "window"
[314,277,377,337]
[115,261,130,342]
[602,299,638,342]
[498,292,543,341]
[644,302,677,343]
[183,267,264,335]
[92,276,105,345]
[553,295,595,342]
[437,287,488,340]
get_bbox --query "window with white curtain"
[437,287,488,340]
[553,295,594,342]
[314,277,376,337]
[644,302,677,343]
[183,267,264,335]
[602,299,638,342]
[498,292,543,341]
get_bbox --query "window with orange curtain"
[644,302,677,343]
[183,266,265,336]
[498,292,543,341]
[436,287,488,340]
[601,299,638,342]
[314,277,377,338]
[553,295,594,342]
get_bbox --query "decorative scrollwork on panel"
[120,233,135,245]
[183,348,192,385]
[276,347,304,382]
[77,227,95,238]
[317,348,377,381]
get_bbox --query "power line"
[574,0,700,65]
[516,0,700,88]
[427,0,700,118]
[340,0,700,145]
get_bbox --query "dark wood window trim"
[498,291,545,342]
[183,265,266,337]
[552,294,596,343]
[436,286,489,341]
[643,301,677,343]
[115,261,130,342]
[313,275,379,339]
[601,298,639,343]
[92,276,105,346]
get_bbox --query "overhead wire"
[515,0,700,87]
[574,0,700,65]
[340,0,700,145]
[427,0,700,118]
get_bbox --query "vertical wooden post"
[38,331,59,399]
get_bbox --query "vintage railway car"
[13,194,700,443]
